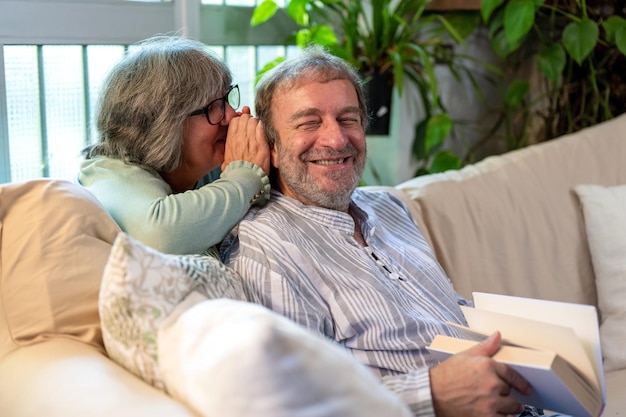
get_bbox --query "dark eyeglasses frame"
[189,84,240,125]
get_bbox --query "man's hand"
[222,106,270,175]
[430,332,532,417]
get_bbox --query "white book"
[427,292,606,417]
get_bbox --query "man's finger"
[496,362,533,396]
[464,331,501,357]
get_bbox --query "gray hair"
[84,35,232,172]
[254,45,369,147]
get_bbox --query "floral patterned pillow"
[99,232,247,390]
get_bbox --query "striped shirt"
[220,188,469,416]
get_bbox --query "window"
[0,0,296,183]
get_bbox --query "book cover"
[427,293,606,417]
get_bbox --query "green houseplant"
[251,0,484,175]
[479,0,626,146]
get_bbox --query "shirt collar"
[270,190,371,236]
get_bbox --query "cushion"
[158,294,413,417]
[575,183,626,372]
[396,116,626,305]
[0,179,121,360]
[98,232,248,390]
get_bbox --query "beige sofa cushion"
[0,337,196,417]
[575,184,626,373]
[0,179,121,359]
[396,113,626,305]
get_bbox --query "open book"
[427,292,606,417]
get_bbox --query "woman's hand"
[222,106,270,175]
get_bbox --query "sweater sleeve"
[78,157,269,255]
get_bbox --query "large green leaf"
[250,0,278,26]
[536,44,566,83]
[491,28,523,58]
[616,27,626,56]
[429,150,462,173]
[309,24,338,46]
[487,8,504,38]
[287,0,310,26]
[481,0,505,22]
[295,29,312,48]
[562,19,599,65]
[425,113,452,153]
[602,16,626,44]
[503,0,536,45]
[504,79,529,109]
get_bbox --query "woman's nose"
[221,103,238,125]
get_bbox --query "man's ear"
[270,144,279,169]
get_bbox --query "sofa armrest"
[0,338,196,417]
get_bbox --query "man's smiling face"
[270,78,367,211]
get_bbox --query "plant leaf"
[536,44,566,83]
[503,0,536,45]
[250,0,278,26]
[425,113,452,153]
[310,24,338,46]
[562,19,599,65]
[487,8,504,38]
[491,28,523,58]
[481,0,505,22]
[429,150,462,173]
[287,0,310,26]
[405,43,438,105]
[437,13,479,44]
[616,26,626,56]
[255,56,285,85]
[295,29,312,48]
[412,118,428,160]
[602,15,626,44]
[504,79,529,109]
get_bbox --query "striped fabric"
[221,188,470,415]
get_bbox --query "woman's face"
[166,95,238,192]
[183,108,232,173]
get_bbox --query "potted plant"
[251,0,482,174]
[479,0,626,144]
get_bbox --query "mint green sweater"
[78,157,269,255]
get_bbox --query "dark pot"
[363,71,394,135]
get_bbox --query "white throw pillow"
[575,184,626,372]
[158,295,413,417]
[99,232,247,390]
[100,233,411,417]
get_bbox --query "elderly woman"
[79,35,270,255]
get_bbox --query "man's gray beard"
[282,165,363,211]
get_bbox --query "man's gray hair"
[84,35,232,173]
[254,45,369,147]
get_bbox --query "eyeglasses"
[189,84,240,125]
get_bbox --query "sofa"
[1,113,625,416]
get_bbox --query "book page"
[460,305,599,392]
[471,292,605,398]
[428,335,602,417]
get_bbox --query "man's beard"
[278,147,365,211]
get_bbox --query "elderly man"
[220,46,536,417]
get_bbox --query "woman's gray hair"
[254,45,369,147]
[84,35,232,172]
